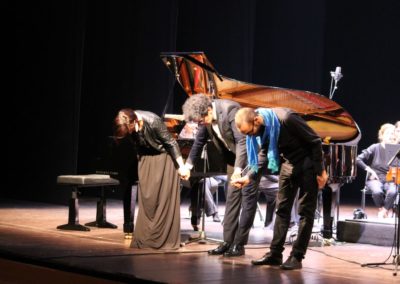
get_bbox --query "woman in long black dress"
[113,108,186,250]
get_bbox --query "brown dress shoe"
[208,242,231,255]
[280,256,302,270]
[251,252,283,265]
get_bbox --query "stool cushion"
[57,174,120,186]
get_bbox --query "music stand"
[186,143,222,245]
[361,148,400,276]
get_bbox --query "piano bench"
[56,174,120,231]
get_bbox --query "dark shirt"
[356,143,391,182]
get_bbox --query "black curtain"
[12,0,400,203]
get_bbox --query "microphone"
[328,66,343,100]
[200,140,211,159]
[330,66,343,82]
[201,143,208,159]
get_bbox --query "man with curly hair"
[181,94,259,257]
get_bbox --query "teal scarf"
[246,108,280,173]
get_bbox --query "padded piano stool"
[56,174,120,231]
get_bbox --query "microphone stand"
[361,151,400,276]
[161,56,182,117]
[186,143,221,244]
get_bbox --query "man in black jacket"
[181,94,259,257]
[233,107,328,269]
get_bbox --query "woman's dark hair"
[113,108,137,140]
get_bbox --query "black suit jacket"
[186,99,247,169]
[134,110,181,160]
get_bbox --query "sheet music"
[385,143,400,166]
[178,122,198,139]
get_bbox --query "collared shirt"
[210,102,241,173]
[211,102,229,150]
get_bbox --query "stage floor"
[0,197,399,283]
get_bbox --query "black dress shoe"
[280,256,302,270]
[251,252,283,266]
[208,242,231,255]
[224,244,245,257]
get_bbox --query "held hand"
[230,175,250,189]
[231,169,242,181]
[365,166,379,180]
[317,170,328,190]
[178,166,191,180]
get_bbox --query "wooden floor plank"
[0,198,398,283]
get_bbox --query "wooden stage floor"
[0,197,399,283]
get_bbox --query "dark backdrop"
[13,0,399,204]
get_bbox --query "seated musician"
[258,174,279,228]
[356,123,397,218]
[180,94,259,257]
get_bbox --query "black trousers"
[223,165,261,245]
[270,157,318,259]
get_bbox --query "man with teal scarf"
[233,107,328,270]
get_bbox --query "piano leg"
[322,186,334,239]
[321,183,341,238]
[123,182,137,234]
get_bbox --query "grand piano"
[161,51,361,184]
[161,52,362,238]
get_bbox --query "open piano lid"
[161,52,361,144]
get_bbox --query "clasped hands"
[178,165,246,188]
[230,169,249,189]
[178,164,191,180]
[231,169,329,190]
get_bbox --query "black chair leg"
[57,188,90,231]
[85,187,117,229]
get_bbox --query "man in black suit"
[181,94,259,257]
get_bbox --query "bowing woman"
[113,108,187,250]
